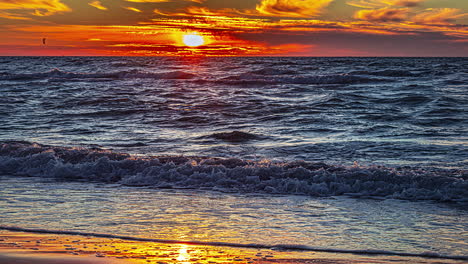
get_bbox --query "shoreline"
[1,231,467,264]
[2,226,467,261]
[0,253,120,264]
[0,230,317,264]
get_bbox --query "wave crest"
[0,69,196,81]
[0,141,466,202]
[219,73,384,85]
[207,131,262,142]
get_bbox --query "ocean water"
[0,57,467,260]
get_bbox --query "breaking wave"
[1,141,466,203]
[0,68,197,81]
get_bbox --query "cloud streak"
[125,0,205,3]
[348,0,424,8]
[124,7,143,12]
[255,0,334,18]
[354,7,409,22]
[89,1,108,11]
[0,0,71,19]
[413,8,467,24]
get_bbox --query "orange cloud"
[89,1,108,11]
[124,7,142,12]
[355,7,409,22]
[106,41,312,56]
[348,0,424,8]
[413,8,467,24]
[125,0,205,2]
[348,0,385,8]
[389,0,424,7]
[145,6,418,37]
[126,0,171,2]
[255,0,334,18]
[146,14,269,32]
[184,6,240,17]
[151,6,239,17]
[0,0,71,19]
[0,11,29,20]
[152,8,190,16]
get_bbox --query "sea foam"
[1,141,466,202]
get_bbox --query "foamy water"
[0,142,466,202]
[0,57,467,259]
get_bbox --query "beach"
[3,230,468,264]
[0,230,353,264]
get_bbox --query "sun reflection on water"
[177,244,191,263]
[1,231,462,264]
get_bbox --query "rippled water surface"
[1,57,466,168]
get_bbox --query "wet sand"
[0,231,464,264]
[0,254,122,264]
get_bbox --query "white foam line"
[0,226,466,261]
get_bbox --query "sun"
[183,33,205,47]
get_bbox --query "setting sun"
[183,33,205,47]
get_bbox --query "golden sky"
[0,0,466,56]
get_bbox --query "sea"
[0,57,467,261]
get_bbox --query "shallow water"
[0,176,467,257]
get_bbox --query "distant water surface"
[0,57,466,168]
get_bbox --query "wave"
[110,61,147,68]
[445,79,468,85]
[0,67,394,85]
[205,131,263,142]
[0,226,466,261]
[0,141,466,203]
[109,142,148,148]
[349,69,424,77]
[248,67,298,76]
[0,68,197,81]
[219,73,385,85]
[373,94,433,105]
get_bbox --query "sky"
[0,0,467,56]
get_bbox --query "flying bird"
[42,38,46,45]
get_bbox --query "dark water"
[0,57,466,201]
[1,57,466,167]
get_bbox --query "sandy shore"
[0,230,322,264]
[1,230,465,264]
[0,253,122,264]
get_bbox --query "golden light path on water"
[1,231,463,264]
